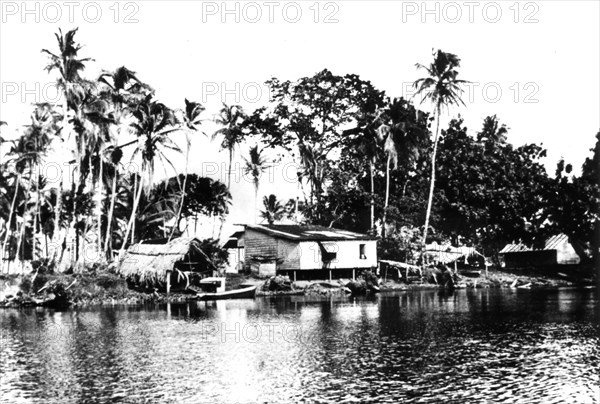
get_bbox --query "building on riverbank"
[225,225,377,280]
[499,234,587,269]
[118,237,216,291]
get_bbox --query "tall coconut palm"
[243,145,268,224]
[4,105,57,265]
[358,129,379,231]
[97,66,153,258]
[413,49,468,252]
[376,124,399,238]
[375,98,429,238]
[169,99,205,241]
[42,28,92,265]
[212,104,245,188]
[119,95,180,257]
[71,94,115,261]
[260,194,285,225]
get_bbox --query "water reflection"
[1,288,598,403]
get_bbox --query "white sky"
[1,0,599,239]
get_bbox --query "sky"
[1,0,599,240]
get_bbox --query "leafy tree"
[435,117,551,259]
[545,132,600,262]
[253,69,385,220]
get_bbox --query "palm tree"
[477,115,508,146]
[260,194,285,225]
[212,104,245,188]
[97,66,153,258]
[119,95,180,257]
[413,49,468,252]
[2,105,57,266]
[243,145,268,224]
[71,93,115,262]
[0,121,6,166]
[168,99,204,242]
[42,28,92,265]
[375,98,429,238]
[376,124,399,238]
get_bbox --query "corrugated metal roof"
[499,234,571,254]
[544,234,569,250]
[499,243,530,254]
[245,224,376,242]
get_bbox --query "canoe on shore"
[196,285,257,301]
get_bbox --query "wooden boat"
[196,285,257,301]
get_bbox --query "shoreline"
[0,269,594,309]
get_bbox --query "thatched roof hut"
[118,237,215,284]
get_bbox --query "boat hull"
[197,285,257,301]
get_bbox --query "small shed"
[118,237,215,290]
[499,234,585,268]
[239,224,378,280]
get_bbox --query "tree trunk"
[119,173,144,258]
[227,149,233,189]
[131,174,137,244]
[169,133,190,242]
[51,180,62,263]
[33,168,40,261]
[422,106,442,255]
[369,159,375,231]
[1,172,21,272]
[16,175,33,264]
[104,167,118,259]
[254,188,258,224]
[97,157,103,257]
[382,154,391,239]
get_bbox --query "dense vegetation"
[0,29,598,273]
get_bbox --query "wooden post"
[352,269,355,281]
[166,270,171,295]
[329,270,332,281]
[294,271,297,282]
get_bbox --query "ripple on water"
[0,288,598,403]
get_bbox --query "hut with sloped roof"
[118,237,215,291]
[499,234,587,269]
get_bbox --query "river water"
[1,288,598,403]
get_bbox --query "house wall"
[297,240,378,270]
[243,229,300,274]
[555,240,581,265]
[225,248,245,273]
[503,250,557,268]
[243,229,378,274]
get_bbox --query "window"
[359,244,366,259]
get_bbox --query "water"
[1,288,598,403]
